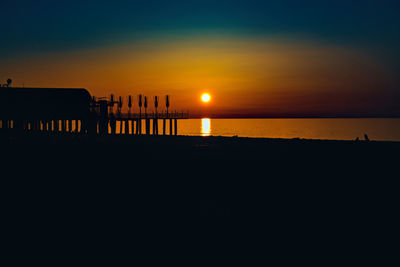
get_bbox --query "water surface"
[177,118,400,141]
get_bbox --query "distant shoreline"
[188,115,400,119]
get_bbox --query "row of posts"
[102,118,178,135]
[0,118,178,135]
[0,119,83,133]
[94,94,179,135]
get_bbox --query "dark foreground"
[1,131,399,260]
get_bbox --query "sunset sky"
[1,0,399,117]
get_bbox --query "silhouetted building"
[0,87,91,121]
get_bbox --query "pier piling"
[130,120,133,135]
[138,119,142,135]
[163,119,166,135]
[174,119,177,135]
[153,119,158,135]
[145,119,150,135]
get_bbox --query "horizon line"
[189,114,400,119]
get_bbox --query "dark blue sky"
[1,0,399,61]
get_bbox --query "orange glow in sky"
[1,36,398,117]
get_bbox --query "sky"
[1,0,400,117]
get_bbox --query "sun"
[201,93,211,102]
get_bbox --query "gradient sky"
[1,0,399,117]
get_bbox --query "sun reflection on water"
[201,118,211,136]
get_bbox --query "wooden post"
[137,119,142,135]
[163,119,166,135]
[135,119,137,134]
[153,119,158,135]
[145,119,150,135]
[61,120,66,132]
[169,119,173,135]
[110,117,115,135]
[174,119,177,135]
[134,120,137,135]
[125,120,129,135]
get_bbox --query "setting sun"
[201,93,211,103]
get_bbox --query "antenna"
[166,95,170,117]
[109,94,115,113]
[144,96,148,116]
[154,96,159,116]
[154,96,159,108]
[138,94,142,117]
[119,96,123,108]
[118,96,123,115]
[128,95,132,116]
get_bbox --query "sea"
[175,118,400,141]
[108,118,400,141]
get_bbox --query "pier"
[0,87,188,136]
[97,112,188,135]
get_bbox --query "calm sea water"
[175,118,400,141]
